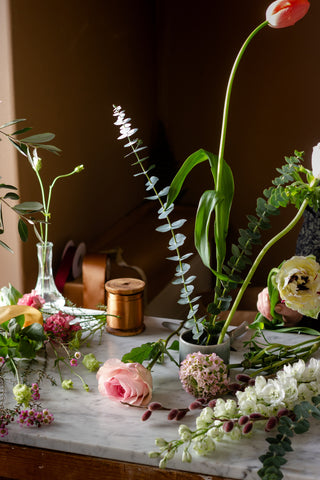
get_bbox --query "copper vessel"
[105,278,145,336]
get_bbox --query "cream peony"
[275,255,320,318]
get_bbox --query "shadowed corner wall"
[0,0,23,291]
[1,0,319,295]
[155,0,320,287]
[7,0,157,292]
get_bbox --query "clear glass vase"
[34,241,65,310]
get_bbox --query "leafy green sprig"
[0,118,84,247]
[258,396,320,480]
[230,329,320,376]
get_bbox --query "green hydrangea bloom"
[82,353,100,372]
[61,379,74,390]
[13,384,32,406]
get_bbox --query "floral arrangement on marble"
[113,0,319,372]
[0,285,105,437]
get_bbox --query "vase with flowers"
[0,121,84,308]
[113,0,319,368]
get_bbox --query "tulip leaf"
[195,189,221,270]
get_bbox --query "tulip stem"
[214,20,268,294]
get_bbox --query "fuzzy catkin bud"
[277,408,290,418]
[189,401,203,410]
[249,412,265,420]
[208,399,217,409]
[238,415,249,426]
[141,410,152,421]
[223,420,234,433]
[227,382,241,392]
[265,416,278,432]
[167,409,179,420]
[176,410,188,421]
[242,421,253,434]
[148,402,162,411]
[235,374,251,383]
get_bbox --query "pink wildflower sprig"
[0,401,54,437]
[44,311,81,343]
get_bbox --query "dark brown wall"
[7,0,320,292]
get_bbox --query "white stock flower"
[213,398,237,419]
[192,435,216,456]
[275,255,320,318]
[312,143,320,179]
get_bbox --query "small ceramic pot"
[179,330,230,364]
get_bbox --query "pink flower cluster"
[44,311,81,342]
[17,290,45,309]
[179,352,229,401]
[17,408,54,428]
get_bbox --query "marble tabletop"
[1,314,320,480]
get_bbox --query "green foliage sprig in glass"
[0,118,84,249]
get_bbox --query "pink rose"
[96,358,152,406]
[17,290,45,310]
[266,0,310,29]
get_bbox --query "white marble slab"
[1,315,320,480]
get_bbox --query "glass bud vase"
[34,242,65,309]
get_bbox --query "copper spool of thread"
[105,278,145,336]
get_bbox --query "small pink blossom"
[70,358,78,367]
[179,352,229,401]
[96,358,153,406]
[17,290,45,309]
[44,311,81,342]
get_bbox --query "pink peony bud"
[266,0,310,29]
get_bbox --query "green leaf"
[4,192,19,201]
[22,323,46,342]
[18,219,28,242]
[8,137,28,156]
[20,132,55,144]
[12,127,32,136]
[168,340,179,351]
[121,342,159,364]
[13,201,43,213]
[0,183,18,190]
[0,239,13,253]
[0,119,26,128]
[167,149,210,206]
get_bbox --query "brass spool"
[105,278,145,336]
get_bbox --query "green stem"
[214,21,268,296]
[216,20,268,192]
[217,192,314,344]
